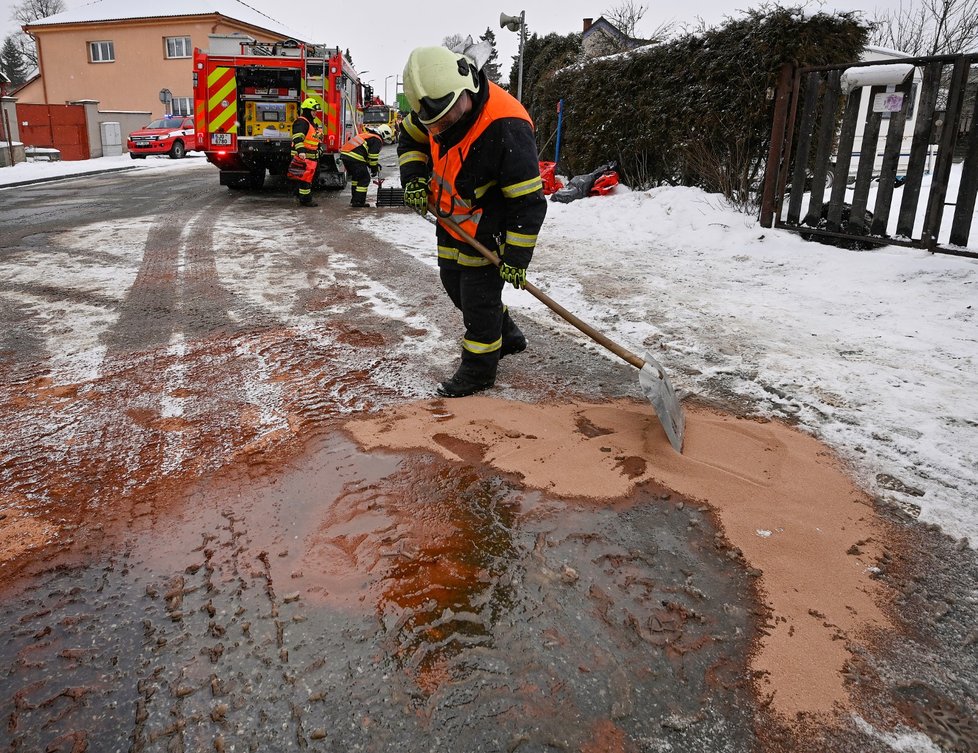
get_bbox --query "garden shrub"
[527,4,868,208]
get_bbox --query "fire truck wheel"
[169,141,186,160]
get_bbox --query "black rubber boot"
[297,196,318,207]
[500,313,526,359]
[436,355,497,398]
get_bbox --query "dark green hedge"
[527,5,868,206]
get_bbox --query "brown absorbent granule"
[346,397,891,722]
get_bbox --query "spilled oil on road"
[0,424,759,752]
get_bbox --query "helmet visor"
[418,92,458,125]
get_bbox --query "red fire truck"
[193,35,362,190]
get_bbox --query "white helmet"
[402,46,480,125]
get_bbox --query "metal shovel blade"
[639,351,685,453]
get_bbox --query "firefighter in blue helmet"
[398,45,547,397]
[340,125,384,207]
[291,97,323,207]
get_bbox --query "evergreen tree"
[479,27,501,83]
[508,30,580,111]
[0,35,28,85]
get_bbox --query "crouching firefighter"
[340,126,384,207]
[398,44,547,397]
[290,98,324,207]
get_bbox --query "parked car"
[127,116,195,159]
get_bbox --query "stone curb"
[0,165,138,189]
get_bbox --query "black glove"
[499,262,527,289]
[370,165,379,177]
[404,177,429,212]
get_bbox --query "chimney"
[583,18,593,32]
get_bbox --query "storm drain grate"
[375,187,405,207]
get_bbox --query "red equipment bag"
[538,161,563,196]
[589,171,619,196]
[287,155,317,183]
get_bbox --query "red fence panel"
[15,103,90,161]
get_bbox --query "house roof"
[9,72,39,95]
[583,15,645,48]
[583,16,629,42]
[25,0,305,42]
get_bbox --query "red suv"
[127,116,195,159]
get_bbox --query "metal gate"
[760,54,978,259]
[15,103,90,161]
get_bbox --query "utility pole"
[500,10,526,102]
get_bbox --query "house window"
[89,41,114,63]
[170,97,193,116]
[165,36,192,59]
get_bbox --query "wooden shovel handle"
[433,211,646,372]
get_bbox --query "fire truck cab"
[362,104,398,143]
[193,35,362,190]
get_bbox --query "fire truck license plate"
[211,133,232,146]
[135,141,150,147]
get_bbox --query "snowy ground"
[4,154,976,548]
[0,151,206,185]
[357,179,978,549]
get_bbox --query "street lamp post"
[384,74,395,104]
[500,11,526,102]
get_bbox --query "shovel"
[425,207,685,453]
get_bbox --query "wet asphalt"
[0,152,976,753]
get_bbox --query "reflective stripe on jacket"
[291,115,322,157]
[430,82,532,245]
[340,131,383,167]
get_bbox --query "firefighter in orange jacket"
[340,126,383,207]
[291,98,323,207]
[398,45,546,398]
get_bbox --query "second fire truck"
[193,35,363,190]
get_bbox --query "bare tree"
[602,1,675,45]
[870,0,978,55]
[603,0,648,38]
[10,0,65,25]
[8,0,65,71]
[441,33,465,50]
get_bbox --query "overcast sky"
[3,1,907,97]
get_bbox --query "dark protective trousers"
[341,157,371,206]
[291,157,317,203]
[439,265,523,382]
